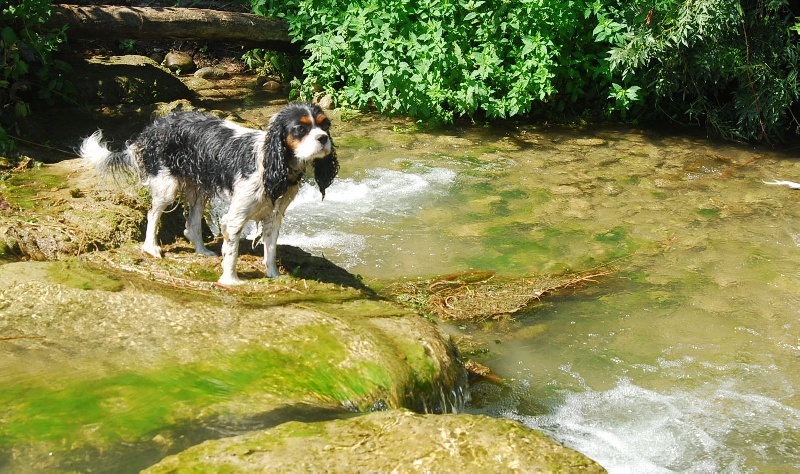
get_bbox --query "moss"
[696,207,721,219]
[0,331,393,448]
[0,168,66,209]
[337,136,383,150]
[47,260,125,291]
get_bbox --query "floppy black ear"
[314,145,339,200]
[264,121,290,204]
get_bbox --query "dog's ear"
[314,144,339,200]
[264,121,290,203]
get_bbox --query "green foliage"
[599,0,800,141]
[255,0,613,124]
[242,47,303,81]
[252,0,800,141]
[1,0,71,152]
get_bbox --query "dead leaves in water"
[384,267,616,322]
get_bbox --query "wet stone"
[164,51,196,73]
[145,409,605,473]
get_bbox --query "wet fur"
[80,102,338,285]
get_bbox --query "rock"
[67,54,191,105]
[144,409,605,473]
[148,51,165,64]
[194,66,229,80]
[164,51,196,73]
[316,93,334,110]
[0,243,467,470]
[0,159,148,260]
[261,79,282,92]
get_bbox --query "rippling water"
[232,106,800,472]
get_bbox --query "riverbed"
[6,94,800,472]
[240,106,800,472]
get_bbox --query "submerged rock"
[145,409,605,473]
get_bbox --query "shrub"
[254,0,800,141]
[1,0,70,153]
[600,0,800,141]
[254,0,612,124]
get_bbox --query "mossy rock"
[145,409,605,473]
[0,159,149,260]
[0,257,466,471]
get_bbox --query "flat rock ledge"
[145,409,605,473]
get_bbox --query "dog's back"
[129,112,268,195]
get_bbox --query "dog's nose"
[317,134,329,145]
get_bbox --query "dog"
[79,102,338,285]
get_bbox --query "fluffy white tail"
[79,130,141,181]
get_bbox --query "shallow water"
[232,107,800,472]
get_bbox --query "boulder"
[164,51,196,73]
[145,409,605,473]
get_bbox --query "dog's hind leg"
[183,186,216,256]
[142,172,179,258]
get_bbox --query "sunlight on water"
[504,376,800,473]
[280,166,457,269]
[200,108,800,472]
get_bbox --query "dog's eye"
[292,124,310,137]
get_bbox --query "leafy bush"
[254,0,800,141]
[599,0,800,141]
[255,0,613,124]
[1,0,70,153]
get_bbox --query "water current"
[232,106,800,472]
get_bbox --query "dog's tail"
[79,130,140,180]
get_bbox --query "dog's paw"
[196,247,218,257]
[266,266,282,278]
[218,274,246,286]
[142,243,163,258]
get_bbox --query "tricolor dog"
[80,102,338,285]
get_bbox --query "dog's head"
[265,102,339,202]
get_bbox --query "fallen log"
[46,4,299,52]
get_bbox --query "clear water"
[233,107,800,472]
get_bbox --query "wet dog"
[80,102,338,285]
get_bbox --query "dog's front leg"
[218,200,254,285]
[262,210,283,278]
[262,187,298,278]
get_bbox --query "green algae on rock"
[144,409,605,473]
[0,258,466,472]
[0,159,148,260]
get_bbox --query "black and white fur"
[80,102,338,285]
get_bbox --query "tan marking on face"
[315,114,327,125]
[299,115,312,125]
[285,133,302,152]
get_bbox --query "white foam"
[285,166,457,220]
[277,167,456,266]
[208,166,457,268]
[511,378,800,473]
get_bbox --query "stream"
[232,106,800,472]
